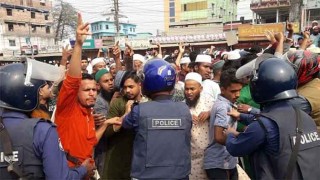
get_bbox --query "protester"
[91,57,106,75]
[133,54,145,71]
[81,55,89,73]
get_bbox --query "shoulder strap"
[285,107,303,180]
[0,116,24,178]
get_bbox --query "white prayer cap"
[91,57,105,67]
[109,63,116,68]
[185,72,202,85]
[227,51,241,60]
[180,57,191,64]
[133,54,146,63]
[195,54,211,63]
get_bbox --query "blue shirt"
[2,111,86,180]
[226,110,279,157]
[204,95,238,170]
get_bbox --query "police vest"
[0,118,52,179]
[131,100,192,179]
[252,104,320,180]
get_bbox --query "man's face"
[123,78,141,100]
[81,60,88,70]
[184,80,202,106]
[313,27,319,35]
[133,60,143,71]
[78,79,97,108]
[221,83,242,103]
[181,64,190,73]
[99,73,114,93]
[39,83,53,100]
[195,62,212,80]
[93,62,106,74]
[109,66,116,77]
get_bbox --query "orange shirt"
[55,75,97,167]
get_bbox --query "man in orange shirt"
[55,13,119,174]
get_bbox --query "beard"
[185,93,200,107]
[313,32,319,36]
[101,90,115,103]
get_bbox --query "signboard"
[94,39,103,49]
[238,23,285,41]
[82,39,95,49]
[225,32,238,46]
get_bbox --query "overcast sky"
[60,0,164,35]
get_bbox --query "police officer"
[225,58,320,179]
[0,63,94,179]
[117,59,192,179]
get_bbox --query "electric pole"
[113,0,119,37]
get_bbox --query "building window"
[40,1,46,6]
[31,12,35,19]
[20,0,24,5]
[119,26,121,30]
[32,25,36,33]
[183,4,187,11]
[6,9,12,16]
[169,2,174,8]
[170,7,175,17]
[8,24,14,31]
[106,25,109,29]
[45,14,49,20]
[100,24,102,30]
[170,18,175,22]
[133,28,135,32]
[212,3,215,10]
[9,40,16,46]
[130,27,132,32]
[46,27,50,33]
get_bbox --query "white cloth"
[201,79,220,101]
[189,94,214,180]
[195,54,211,63]
[185,72,202,85]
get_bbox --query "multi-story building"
[237,0,253,21]
[91,17,137,39]
[0,0,55,60]
[250,0,291,23]
[164,0,238,32]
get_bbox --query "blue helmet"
[0,63,46,112]
[142,59,176,95]
[250,58,298,104]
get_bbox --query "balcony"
[3,24,54,38]
[0,0,52,11]
[0,8,53,25]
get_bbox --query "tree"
[52,0,77,44]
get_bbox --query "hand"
[210,45,215,50]
[104,117,122,127]
[192,114,199,125]
[93,113,105,127]
[125,43,134,56]
[237,104,251,113]
[75,13,91,45]
[227,108,240,120]
[303,31,310,39]
[224,125,239,137]
[274,32,284,42]
[61,45,72,65]
[113,41,121,59]
[156,43,161,48]
[286,21,294,32]
[178,42,185,54]
[81,158,96,178]
[198,111,210,123]
[125,100,135,114]
[265,30,277,44]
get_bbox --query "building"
[90,15,137,39]
[250,0,290,23]
[0,0,55,61]
[164,0,238,33]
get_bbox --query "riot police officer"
[225,58,320,179]
[0,63,94,179]
[118,59,192,179]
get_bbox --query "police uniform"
[122,95,192,179]
[0,111,87,179]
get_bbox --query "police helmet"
[250,58,298,104]
[0,63,46,112]
[142,58,176,95]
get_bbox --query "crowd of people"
[1,13,320,180]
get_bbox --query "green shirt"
[237,84,260,109]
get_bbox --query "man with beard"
[194,54,220,101]
[310,26,320,47]
[102,71,146,180]
[184,72,213,179]
[93,68,115,174]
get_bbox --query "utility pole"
[113,0,119,37]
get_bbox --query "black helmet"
[250,58,298,104]
[0,63,46,112]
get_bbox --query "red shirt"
[55,75,97,167]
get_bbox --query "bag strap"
[285,107,303,180]
[0,116,24,178]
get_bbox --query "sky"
[59,0,164,35]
